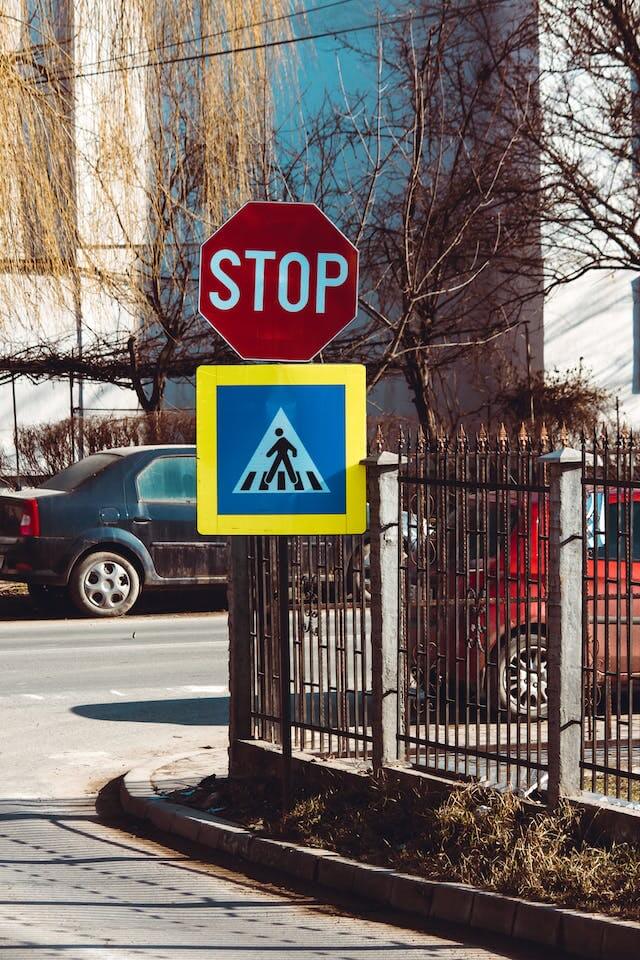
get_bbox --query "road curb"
[121,758,640,960]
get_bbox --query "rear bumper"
[0,537,72,586]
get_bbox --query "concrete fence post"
[362,451,401,775]
[539,448,583,806]
[227,535,253,778]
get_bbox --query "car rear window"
[39,453,121,491]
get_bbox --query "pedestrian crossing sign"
[196,364,367,534]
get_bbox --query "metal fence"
[582,429,640,801]
[397,427,550,792]
[248,532,372,759]
[241,426,640,806]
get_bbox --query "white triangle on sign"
[234,408,329,494]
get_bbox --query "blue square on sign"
[216,384,346,516]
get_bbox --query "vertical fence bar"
[536,433,548,785]
[415,430,426,766]
[461,431,470,778]
[615,434,623,794]
[479,428,491,782]
[424,441,434,771]
[622,434,632,799]
[602,430,612,792]
[541,447,583,805]
[626,433,635,800]
[398,433,409,763]
[586,430,600,792]
[580,437,590,793]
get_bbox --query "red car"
[409,490,640,720]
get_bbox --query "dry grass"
[215,776,640,921]
[0,582,27,597]
[593,776,640,804]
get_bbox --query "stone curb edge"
[121,759,639,960]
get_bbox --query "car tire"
[69,551,140,617]
[346,541,371,601]
[498,630,548,720]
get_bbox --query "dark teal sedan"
[0,446,227,616]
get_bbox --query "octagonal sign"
[198,201,359,361]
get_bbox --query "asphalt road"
[0,612,230,798]
[0,610,571,959]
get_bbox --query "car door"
[130,454,226,582]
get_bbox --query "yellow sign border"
[196,364,367,535]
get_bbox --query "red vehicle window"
[466,504,520,561]
[596,502,640,561]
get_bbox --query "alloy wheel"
[82,559,132,611]
[506,639,548,717]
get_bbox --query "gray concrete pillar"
[227,535,253,777]
[539,448,583,805]
[363,451,401,774]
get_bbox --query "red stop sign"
[198,201,359,361]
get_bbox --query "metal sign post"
[277,535,292,813]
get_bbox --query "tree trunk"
[127,335,174,413]
[405,357,439,435]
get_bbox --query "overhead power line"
[77,0,361,72]
[31,11,425,86]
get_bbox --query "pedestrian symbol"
[234,409,329,494]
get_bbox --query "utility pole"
[73,274,84,459]
[11,375,21,490]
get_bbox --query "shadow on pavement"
[71,696,229,726]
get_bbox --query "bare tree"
[273,0,541,431]
[535,0,640,282]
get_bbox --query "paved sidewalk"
[0,749,572,960]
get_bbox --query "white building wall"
[539,0,640,426]
[0,274,140,459]
[544,270,640,424]
[0,0,149,464]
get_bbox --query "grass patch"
[593,776,640,804]
[178,775,640,921]
[0,582,27,596]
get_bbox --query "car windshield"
[39,453,121,492]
